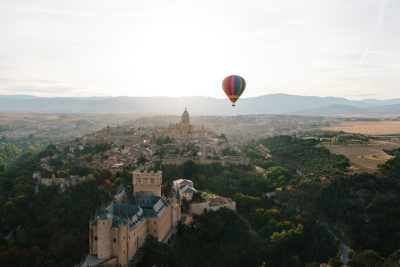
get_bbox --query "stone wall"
[38,177,65,186]
[189,201,236,215]
[162,157,250,166]
[132,170,162,197]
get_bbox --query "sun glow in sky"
[0,0,399,99]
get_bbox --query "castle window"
[94,236,98,241]
[113,238,116,243]
[154,230,156,233]
[154,221,156,224]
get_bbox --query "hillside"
[2,94,400,115]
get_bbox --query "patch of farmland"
[320,121,400,135]
[323,141,400,172]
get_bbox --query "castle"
[87,171,181,266]
[164,108,206,140]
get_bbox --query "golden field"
[320,121,400,135]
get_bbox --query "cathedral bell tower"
[181,108,189,125]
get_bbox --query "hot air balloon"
[222,75,246,106]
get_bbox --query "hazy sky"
[1,0,399,100]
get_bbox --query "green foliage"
[348,250,385,267]
[253,158,275,170]
[0,178,110,267]
[94,142,111,153]
[317,173,400,257]
[155,136,172,146]
[263,166,293,188]
[138,207,338,267]
[77,154,93,163]
[138,235,180,267]
[221,148,239,156]
[161,161,264,197]
[379,156,400,178]
[233,193,261,214]
[137,156,149,165]
[260,136,350,176]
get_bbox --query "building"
[173,179,197,201]
[172,178,236,215]
[164,108,206,140]
[87,171,181,266]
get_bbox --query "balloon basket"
[232,104,235,107]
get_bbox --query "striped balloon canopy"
[222,75,246,106]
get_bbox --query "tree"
[139,235,171,267]
[94,142,111,154]
[98,169,112,184]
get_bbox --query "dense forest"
[149,161,339,266]
[242,136,400,267]
[1,134,400,266]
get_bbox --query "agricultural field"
[322,141,400,172]
[0,112,140,126]
[319,121,400,135]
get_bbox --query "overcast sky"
[0,0,399,100]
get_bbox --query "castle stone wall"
[97,218,112,259]
[132,170,162,196]
[162,157,250,166]
[189,201,236,215]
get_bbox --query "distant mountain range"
[1,94,400,116]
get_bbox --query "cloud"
[360,0,390,63]
[0,79,59,84]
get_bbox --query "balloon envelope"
[222,75,246,106]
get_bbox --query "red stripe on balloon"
[230,75,235,95]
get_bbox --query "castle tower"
[132,170,162,196]
[97,201,112,260]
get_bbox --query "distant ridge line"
[1,94,400,115]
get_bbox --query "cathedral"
[88,171,181,266]
[164,108,206,140]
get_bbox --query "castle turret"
[176,189,181,203]
[97,201,112,260]
[98,201,108,220]
[116,183,125,195]
[168,187,175,200]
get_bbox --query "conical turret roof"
[168,187,175,199]
[116,183,125,195]
[98,201,108,220]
